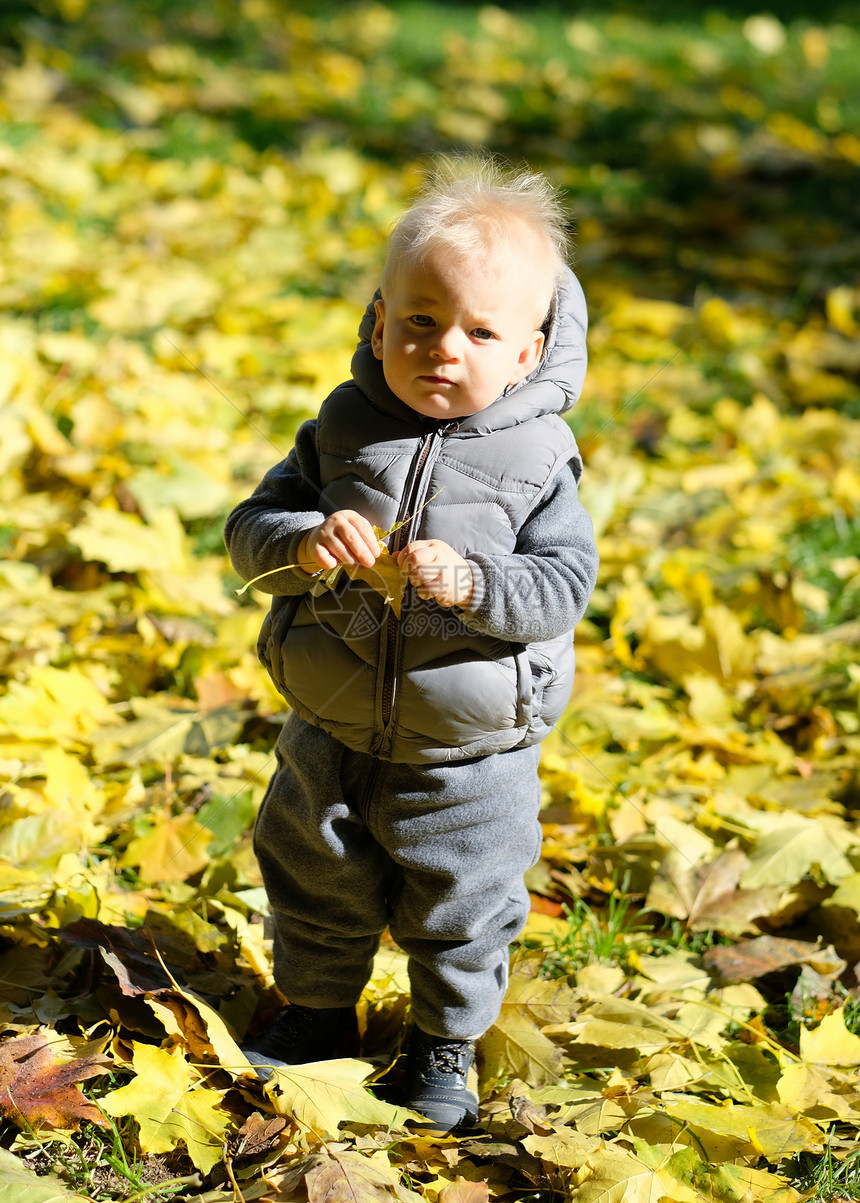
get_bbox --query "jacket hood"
[351,265,588,436]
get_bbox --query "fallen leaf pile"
[1,2,859,1200]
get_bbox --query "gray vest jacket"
[259,268,590,763]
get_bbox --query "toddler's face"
[371,240,550,420]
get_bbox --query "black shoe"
[244,1003,358,1081]
[403,1028,479,1132]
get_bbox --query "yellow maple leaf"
[776,1062,855,1119]
[799,1008,860,1067]
[101,1043,230,1174]
[265,1058,416,1135]
[120,813,212,884]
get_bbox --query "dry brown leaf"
[508,1092,555,1136]
[0,1034,111,1132]
[268,1149,423,1203]
[234,1112,291,1159]
[687,849,783,931]
[648,847,784,934]
[705,935,846,985]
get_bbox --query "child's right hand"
[298,510,381,572]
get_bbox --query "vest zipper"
[370,421,457,759]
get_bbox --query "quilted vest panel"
[261,383,580,762]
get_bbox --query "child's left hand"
[397,540,474,608]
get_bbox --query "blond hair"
[382,154,570,321]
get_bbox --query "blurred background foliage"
[2,0,859,320]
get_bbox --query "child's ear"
[371,299,385,360]
[508,330,545,387]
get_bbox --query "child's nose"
[430,327,463,361]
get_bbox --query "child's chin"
[402,392,489,420]
[404,397,460,419]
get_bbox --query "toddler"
[224,156,599,1130]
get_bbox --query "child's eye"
[411,314,434,327]
[472,328,495,341]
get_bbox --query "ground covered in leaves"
[2,1,860,1200]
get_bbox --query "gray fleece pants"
[253,713,543,1039]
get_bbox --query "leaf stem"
[233,488,444,595]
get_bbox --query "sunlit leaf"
[265,1059,416,1136]
[268,1148,424,1203]
[120,813,212,885]
[100,1043,231,1173]
[481,1011,564,1089]
[0,1035,110,1132]
[0,1148,93,1203]
[660,1096,823,1158]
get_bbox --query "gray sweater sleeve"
[223,420,327,595]
[455,464,598,643]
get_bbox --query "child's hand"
[397,540,474,608]
[298,510,381,572]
